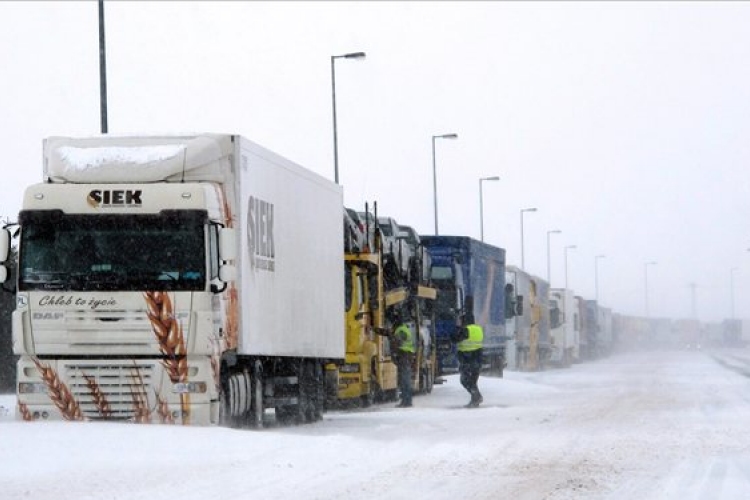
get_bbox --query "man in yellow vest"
[392,315,415,408]
[451,311,484,408]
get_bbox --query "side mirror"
[219,227,237,262]
[0,228,9,262]
[219,264,237,282]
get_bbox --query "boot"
[465,389,482,408]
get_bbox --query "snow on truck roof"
[44,134,234,183]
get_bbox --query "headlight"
[18,382,48,394]
[339,363,360,374]
[172,382,207,394]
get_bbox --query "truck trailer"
[0,134,345,426]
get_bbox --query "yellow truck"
[329,209,436,407]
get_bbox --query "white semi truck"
[0,134,344,426]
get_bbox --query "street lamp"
[730,267,738,320]
[98,0,108,134]
[643,261,657,317]
[519,208,537,271]
[479,176,500,242]
[331,51,366,185]
[431,133,459,235]
[594,255,606,302]
[546,229,561,284]
[564,244,577,290]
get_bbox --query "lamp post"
[431,133,459,235]
[730,267,738,320]
[594,254,606,302]
[331,51,366,185]
[564,244,577,290]
[644,261,657,317]
[519,207,537,271]
[98,0,108,134]
[479,176,500,242]
[546,229,561,284]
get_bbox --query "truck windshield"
[431,265,459,321]
[18,210,207,292]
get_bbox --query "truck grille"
[64,361,157,421]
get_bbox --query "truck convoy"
[421,236,508,376]
[1,134,744,427]
[1,134,345,426]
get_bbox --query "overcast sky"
[1,1,749,322]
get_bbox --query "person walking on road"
[392,318,416,408]
[452,311,484,408]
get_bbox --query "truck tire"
[312,361,324,421]
[301,360,317,423]
[361,379,377,407]
[251,360,265,428]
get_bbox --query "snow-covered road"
[2,349,750,499]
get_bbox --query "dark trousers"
[396,353,413,405]
[458,349,482,399]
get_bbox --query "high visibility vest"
[458,324,483,352]
[395,324,415,353]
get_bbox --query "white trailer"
[3,134,344,426]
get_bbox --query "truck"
[332,206,436,407]
[578,299,601,360]
[420,236,508,376]
[505,266,550,371]
[548,288,579,367]
[0,134,345,426]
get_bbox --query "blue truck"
[421,236,508,376]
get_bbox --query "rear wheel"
[312,361,325,421]
[361,376,379,407]
[251,360,265,428]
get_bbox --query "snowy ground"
[2,349,750,500]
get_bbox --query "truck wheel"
[219,369,248,429]
[312,361,325,421]
[218,384,236,428]
[361,378,378,407]
[275,405,298,425]
[301,360,316,423]
[251,360,265,428]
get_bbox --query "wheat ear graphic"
[83,374,113,418]
[144,291,191,424]
[129,364,152,424]
[32,358,84,421]
[18,402,32,421]
[144,291,188,383]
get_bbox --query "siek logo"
[88,189,142,209]
[247,196,275,272]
